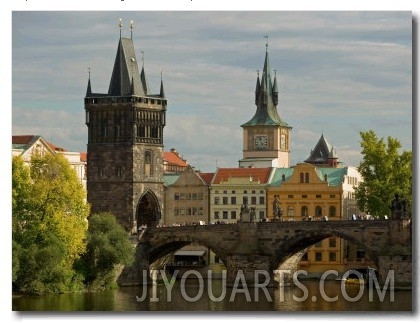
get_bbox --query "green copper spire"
[242,45,289,127]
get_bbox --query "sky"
[10,9,413,173]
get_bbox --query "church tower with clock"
[239,44,292,168]
[84,20,166,233]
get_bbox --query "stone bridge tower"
[84,20,167,232]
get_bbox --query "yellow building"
[267,162,362,277]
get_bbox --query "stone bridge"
[118,219,412,288]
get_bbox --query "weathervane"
[119,18,123,38]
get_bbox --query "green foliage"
[12,154,89,294]
[77,212,134,290]
[355,130,412,218]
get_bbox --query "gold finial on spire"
[119,18,123,38]
[130,20,134,39]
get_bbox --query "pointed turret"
[272,70,278,106]
[242,45,289,127]
[304,134,340,167]
[159,70,165,98]
[86,76,92,97]
[108,37,144,96]
[255,71,260,105]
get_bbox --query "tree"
[77,212,134,290]
[12,154,89,294]
[354,130,412,218]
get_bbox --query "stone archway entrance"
[136,190,161,230]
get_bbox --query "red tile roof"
[198,172,214,185]
[46,141,66,152]
[80,152,87,162]
[12,135,36,145]
[163,151,188,167]
[212,167,272,184]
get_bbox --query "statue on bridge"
[273,195,284,221]
[389,193,408,220]
[240,197,255,222]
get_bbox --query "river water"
[13,279,412,312]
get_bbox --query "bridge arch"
[141,232,229,269]
[272,228,379,270]
[136,190,161,230]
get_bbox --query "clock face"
[254,135,268,149]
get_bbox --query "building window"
[316,194,322,198]
[259,211,265,219]
[223,197,228,205]
[288,195,294,199]
[222,211,228,219]
[242,196,248,205]
[287,206,294,216]
[231,196,237,205]
[251,196,257,205]
[315,252,322,261]
[315,206,322,217]
[329,238,337,248]
[305,172,309,183]
[282,174,286,182]
[330,195,336,198]
[302,195,307,198]
[214,211,219,219]
[300,172,304,183]
[214,197,220,205]
[301,206,308,217]
[324,174,328,182]
[259,196,265,204]
[329,206,336,217]
[231,211,237,219]
[329,252,337,262]
[174,193,180,200]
